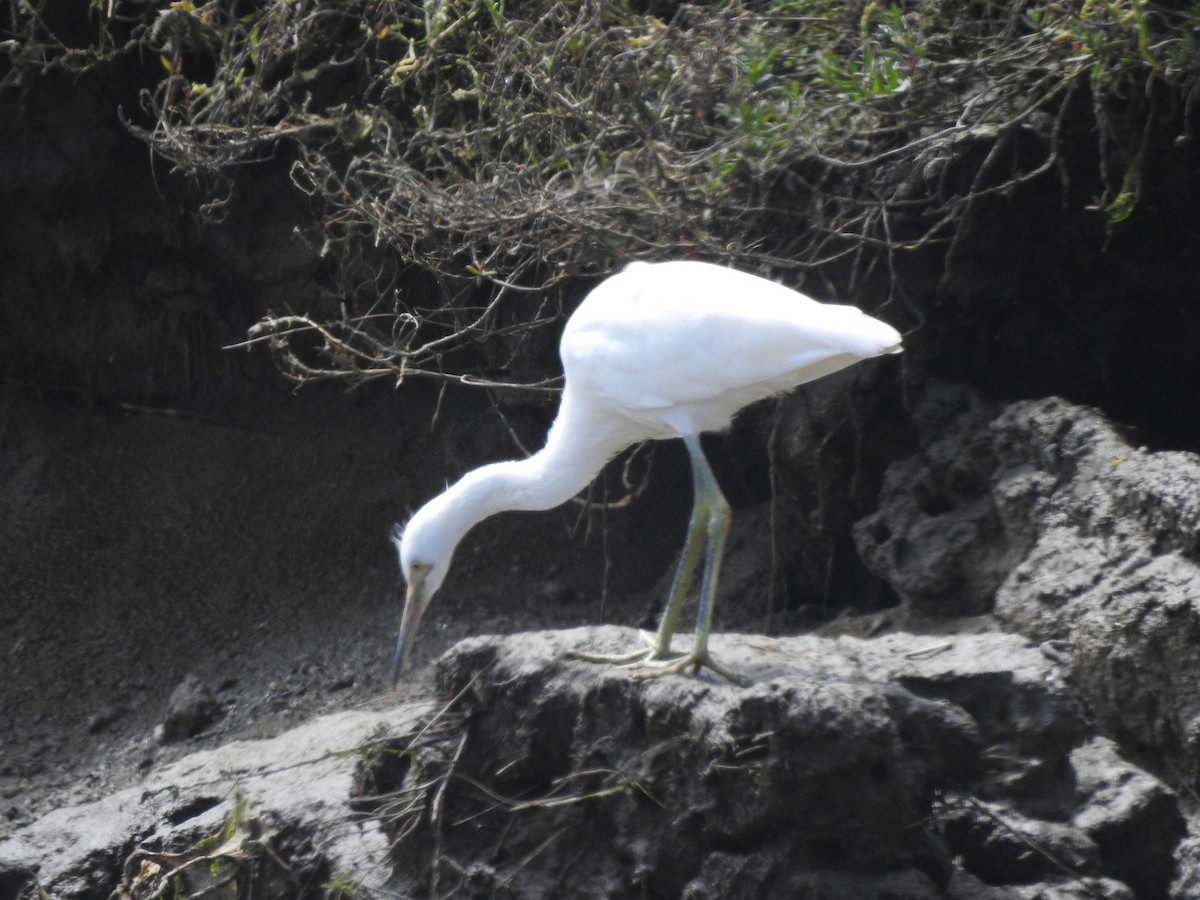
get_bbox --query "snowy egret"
[392,260,902,683]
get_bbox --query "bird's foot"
[565,630,674,667]
[566,641,682,669]
[633,648,747,687]
[566,648,662,666]
[566,638,747,687]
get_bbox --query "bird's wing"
[561,261,894,412]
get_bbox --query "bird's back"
[561,261,901,436]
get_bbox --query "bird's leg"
[568,434,744,685]
[564,509,702,666]
[646,463,709,657]
[565,438,710,668]
[635,433,744,684]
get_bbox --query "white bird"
[392,260,902,683]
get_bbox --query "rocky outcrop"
[856,385,1200,787]
[2,624,1193,898]
[362,627,1177,899]
[0,708,417,900]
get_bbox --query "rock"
[941,796,1100,884]
[991,403,1200,785]
[84,705,125,735]
[349,626,1170,898]
[0,706,418,899]
[1014,878,1135,899]
[1170,835,1200,899]
[853,382,1013,617]
[855,384,1200,785]
[534,578,577,605]
[158,674,222,743]
[1070,738,1185,899]
[940,733,1186,900]
[1,628,1186,899]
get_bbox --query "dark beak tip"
[389,643,407,688]
[391,583,426,689]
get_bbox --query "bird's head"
[390,513,452,684]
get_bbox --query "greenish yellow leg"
[634,432,743,684]
[564,473,705,666]
[569,433,745,685]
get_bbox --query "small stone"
[328,670,355,691]
[535,579,575,605]
[86,705,126,735]
[159,674,223,744]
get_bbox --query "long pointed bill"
[391,579,428,687]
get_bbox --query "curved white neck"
[408,388,638,565]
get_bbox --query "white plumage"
[393,260,902,682]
